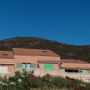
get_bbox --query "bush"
[0,71,89,90]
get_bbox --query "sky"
[0,0,90,45]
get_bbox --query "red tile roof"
[0,51,13,59]
[61,59,88,64]
[60,63,90,69]
[60,59,90,69]
[13,48,59,57]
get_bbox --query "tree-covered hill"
[0,37,90,62]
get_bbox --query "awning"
[38,60,59,64]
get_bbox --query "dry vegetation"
[0,37,90,62]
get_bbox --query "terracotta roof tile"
[13,48,59,57]
[60,59,90,69]
[60,63,90,69]
[0,51,13,59]
[61,59,88,64]
[0,59,14,64]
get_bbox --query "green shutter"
[16,63,22,68]
[82,70,87,74]
[31,63,36,68]
[44,64,53,70]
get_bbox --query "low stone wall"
[33,69,90,80]
[1,69,90,81]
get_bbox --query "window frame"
[22,63,31,69]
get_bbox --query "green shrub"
[0,71,89,90]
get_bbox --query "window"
[22,63,31,69]
[22,63,26,69]
[44,64,53,70]
[27,63,31,69]
[65,69,79,73]
[16,63,22,68]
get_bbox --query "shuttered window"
[26,64,31,69]
[22,63,31,69]
[16,63,22,68]
[82,70,87,74]
[44,64,53,70]
[17,63,36,69]
[22,63,26,69]
[31,63,36,68]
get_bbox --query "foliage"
[0,71,89,90]
[0,37,90,62]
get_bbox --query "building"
[0,48,90,81]
[59,59,90,82]
[60,59,90,74]
[0,51,14,73]
[0,48,60,73]
[13,48,60,71]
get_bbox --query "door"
[44,64,53,70]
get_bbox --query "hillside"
[0,37,90,62]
